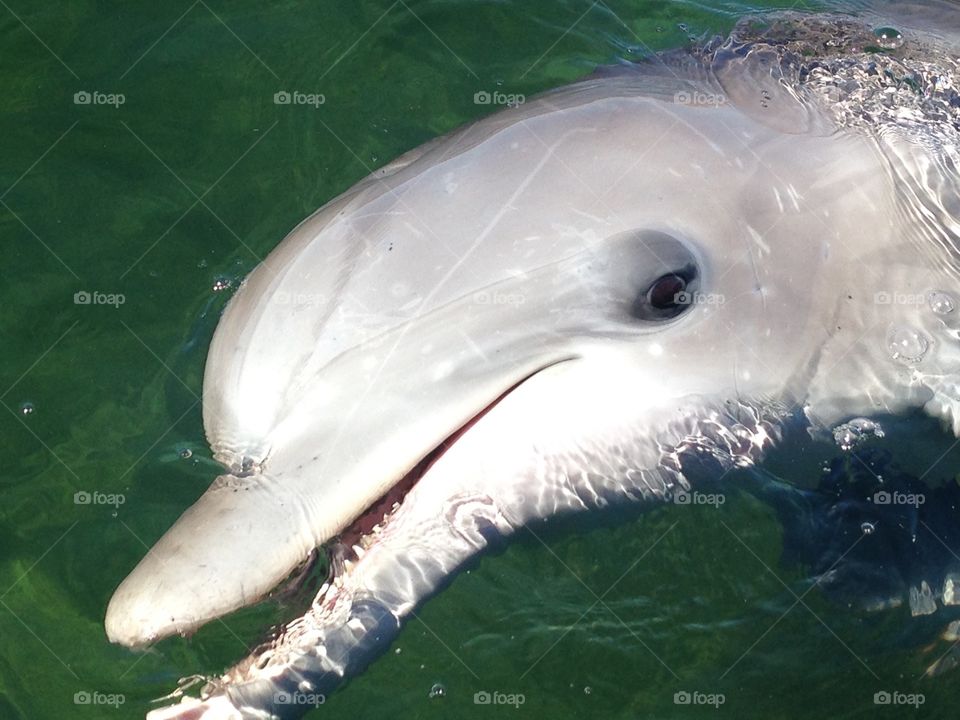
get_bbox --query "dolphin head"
[106,22,960,658]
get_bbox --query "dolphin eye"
[607,229,701,323]
[630,263,699,321]
[647,274,686,310]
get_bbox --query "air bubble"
[19,402,35,416]
[428,683,446,699]
[929,291,955,315]
[212,278,232,292]
[584,686,592,695]
[861,522,875,535]
[873,27,903,50]
[832,418,884,451]
[179,448,193,460]
[886,325,929,364]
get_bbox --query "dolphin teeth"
[943,576,959,606]
[944,619,960,642]
[909,581,937,616]
[352,544,366,559]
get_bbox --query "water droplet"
[19,402,35,416]
[929,291,955,315]
[111,510,118,519]
[428,683,446,699]
[584,686,592,695]
[212,278,232,292]
[197,259,208,269]
[886,325,929,364]
[677,23,688,32]
[873,27,903,50]
[395,647,402,654]
[861,521,875,535]
[179,448,193,460]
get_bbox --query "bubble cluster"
[832,418,885,451]
[886,325,929,364]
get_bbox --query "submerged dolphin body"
[106,9,960,719]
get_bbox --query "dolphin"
[106,7,960,719]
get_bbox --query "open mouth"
[302,360,574,610]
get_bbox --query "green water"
[2,1,958,718]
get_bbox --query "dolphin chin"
[108,6,960,719]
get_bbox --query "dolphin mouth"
[324,360,572,573]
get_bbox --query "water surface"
[2,1,959,718]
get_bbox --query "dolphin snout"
[105,473,317,646]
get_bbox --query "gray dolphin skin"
[106,6,960,719]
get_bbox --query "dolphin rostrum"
[106,8,960,719]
